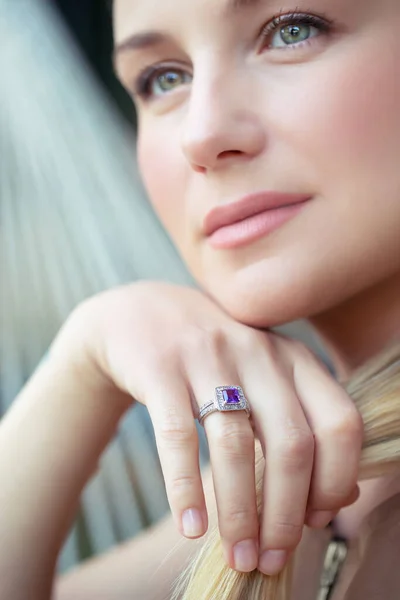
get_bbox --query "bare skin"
[113,0,400,577]
[0,286,359,598]
[1,0,400,598]
[114,0,400,331]
[55,0,400,595]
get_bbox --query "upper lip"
[203,191,311,237]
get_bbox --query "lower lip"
[208,201,310,250]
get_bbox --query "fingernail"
[259,550,288,575]
[306,510,335,529]
[233,539,258,572]
[182,509,204,538]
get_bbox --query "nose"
[181,73,266,172]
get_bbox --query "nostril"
[191,163,207,174]
[218,150,243,159]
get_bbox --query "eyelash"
[133,10,334,100]
[134,63,180,99]
[261,10,333,47]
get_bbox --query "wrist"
[48,302,122,403]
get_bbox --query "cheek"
[275,30,400,180]
[277,31,400,239]
[137,128,186,240]
[264,33,400,302]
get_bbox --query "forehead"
[113,0,262,45]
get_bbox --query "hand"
[57,282,363,575]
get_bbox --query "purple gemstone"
[222,388,241,405]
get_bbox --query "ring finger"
[185,346,259,573]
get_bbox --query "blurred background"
[53,0,134,126]
[0,0,328,576]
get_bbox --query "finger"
[254,384,313,574]
[305,485,360,529]
[205,411,258,572]
[305,510,337,529]
[183,333,259,573]
[145,368,208,540]
[291,347,363,512]
[236,345,314,574]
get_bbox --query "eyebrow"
[114,32,166,55]
[225,0,262,12]
[114,0,262,56]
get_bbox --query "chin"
[214,287,311,329]
[187,226,400,330]
[197,258,361,330]
[200,270,315,329]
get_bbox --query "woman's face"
[114,0,400,327]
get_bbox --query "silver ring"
[198,386,251,426]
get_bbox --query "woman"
[1,0,400,598]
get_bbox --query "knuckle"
[168,472,199,497]
[238,329,274,354]
[214,421,255,458]
[342,408,364,442]
[182,325,226,356]
[157,416,196,448]
[311,479,360,510]
[317,408,363,449]
[276,427,314,469]
[267,518,303,548]
[294,340,318,362]
[280,336,314,364]
[223,505,257,529]
[313,487,352,509]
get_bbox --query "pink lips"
[203,191,311,249]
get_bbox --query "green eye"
[271,23,318,48]
[280,24,312,45]
[152,70,192,96]
[262,13,332,51]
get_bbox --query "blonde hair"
[173,342,400,600]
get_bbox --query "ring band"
[198,386,251,426]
